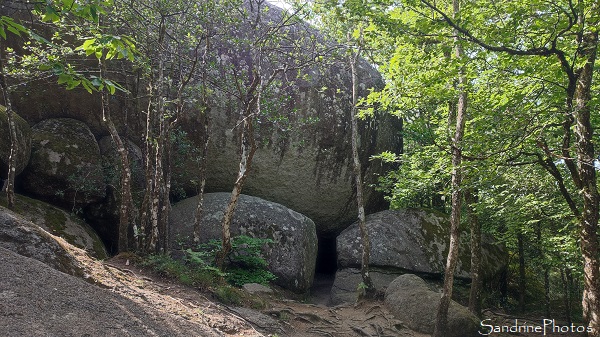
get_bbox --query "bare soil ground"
[98,254,428,337]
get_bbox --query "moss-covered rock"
[0,194,107,259]
[0,105,31,178]
[4,1,401,237]
[21,118,106,208]
[0,205,85,276]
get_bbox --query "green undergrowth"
[140,253,266,309]
[187,235,276,287]
[140,235,275,308]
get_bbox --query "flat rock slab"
[0,247,223,337]
[2,194,107,259]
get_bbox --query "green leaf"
[57,73,71,85]
[81,80,94,93]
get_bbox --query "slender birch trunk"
[348,29,374,297]
[433,0,467,334]
[466,188,482,317]
[216,107,257,270]
[99,59,134,253]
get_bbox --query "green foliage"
[140,252,268,308]
[312,0,598,318]
[187,235,276,287]
[141,253,221,289]
[0,0,137,95]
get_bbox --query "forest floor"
[74,251,584,337]
[94,254,425,337]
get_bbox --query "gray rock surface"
[21,118,106,208]
[0,105,31,178]
[0,205,83,276]
[169,192,318,293]
[182,19,400,235]
[329,267,399,305]
[384,274,479,337]
[243,283,273,294]
[0,247,223,337]
[332,208,507,304]
[2,194,107,259]
[337,209,507,278]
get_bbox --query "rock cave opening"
[310,235,337,304]
[316,236,337,275]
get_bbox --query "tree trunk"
[103,100,133,253]
[517,232,526,313]
[544,268,550,317]
[0,44,16,210]
[147,17,168,254]
[573,26,600,336]
[99,60,133,253]
[138,94,155,251]
[193,37,212,245]
[216,115,257,270]
[465,188,482,317]
[193,124,210,244]
[158,117,172,253]
[433,1,467,334]
[562,268,573,324]
[348,30,374,298]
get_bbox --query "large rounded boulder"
[331,209,507,303]
[169,192,318,293]
[3,1,401,237]
[21,118,106,208]
[175,15,401,235]
[384,274,479,337]
[337,209,507,277]
[0,105,31,178]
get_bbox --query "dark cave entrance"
[315,236,337,274]
[310,236,338,305]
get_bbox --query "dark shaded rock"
[384,274,479,337]
[0,105,31,178]
[337,209,507,278]
[21,118,106,208]
[183,34,400,236]
[0,205,83,276]
[0,247,223,337]
[97,135,145,195]
[169,192,318,293]
[83,136,145,253]
[1,194,107,259]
